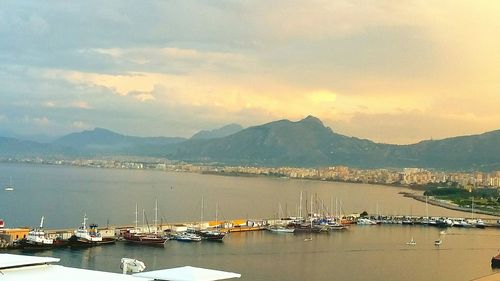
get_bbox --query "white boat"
[357,218,377,225]
[406,237,416,246]
[68,215,114,246]
[173,232,202,242]
[304,237,313,242]
[434,239,442,246]
[24,217,53,247]
[4,177,14,191]
[266,225,295,233]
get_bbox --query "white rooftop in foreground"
[0,264,148,281]
[0,254,60,269]
[0,254,241,281]
[134,266,241,281]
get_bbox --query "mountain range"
[0,116,498,171]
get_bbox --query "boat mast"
[299,191,303,219]
[215,201,219,228]
[200,196,204,228]
[425,196,429,219]
[310,194,313,219]
[83,214,87,230]
[40,216,44,228]
[154,199,158,234]
[471,196,474,219]
[142,209,145,228]
[135,203,139,230]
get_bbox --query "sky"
[1,1,499,144]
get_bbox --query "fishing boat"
[4,177,14,191]
[21,216,68,250]
[68,215,115,247]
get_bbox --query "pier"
[0,214,498,249]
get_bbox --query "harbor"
[1,213,498,250]
[0,164,499,280]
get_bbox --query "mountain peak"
[299,115,324,126]
[191,123,243,140]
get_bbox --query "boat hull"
[492,255,500,268]
[123,234,167,245]
[68,236,115,247]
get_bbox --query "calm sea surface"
[1,163,499,280]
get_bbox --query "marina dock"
[0,214,498,249]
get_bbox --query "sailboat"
[123,201,168,245]
[192,198,226,241]
[4,177,14,191]
[406,237,416,246]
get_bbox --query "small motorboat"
[434,239,442,246]
[304,237,313,242]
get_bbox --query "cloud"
[32,116,50,126]
[72,121,89,129]
[0,1,499,143]
[42,100,92,109]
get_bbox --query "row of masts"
[134,200,159,234]
[282,191,347,220]
[133,198,221,233]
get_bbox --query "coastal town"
[3,157,500,189]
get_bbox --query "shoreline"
[401,192,500,217]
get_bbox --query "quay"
[1,213,499,249]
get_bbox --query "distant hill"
[1,118,498,171]
[191,124,243,140]
[169,116,386,167]
[167,116,500,171]
[53,128,186,155]
[0,137,75,157]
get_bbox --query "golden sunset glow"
[1,1,499,143]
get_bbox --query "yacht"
[266,225,295,233]
[196,229,229,240]
[172,232,202,242]
[356,218,377,225]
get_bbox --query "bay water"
[1,163,499,280]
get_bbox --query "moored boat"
[172,232,202,242]
[20,216,63,250]
[266,225,295,233]
[123,203,168,245]
[357,218,377,225]
[123,232,168,245]
[492,252,500,268]
[196,229,228,241]
[68,215,115,247]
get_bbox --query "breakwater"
[402,192,500,217]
